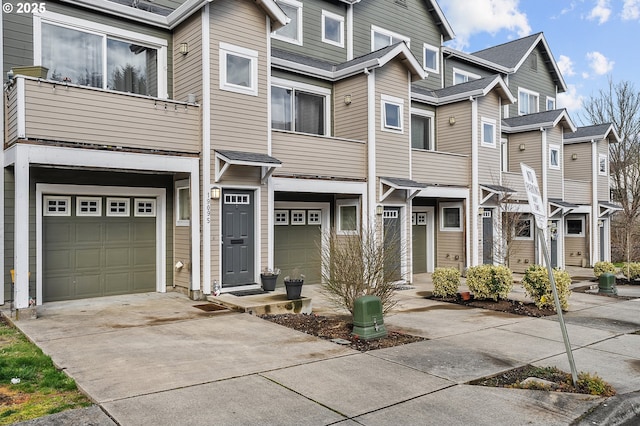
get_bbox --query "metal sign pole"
[536,227,578,387]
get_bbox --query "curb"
[574,390,640,425]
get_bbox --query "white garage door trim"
[36,183,167,305]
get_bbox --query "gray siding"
[442,57,495,87]
[173,12,203,103]
[436,102,471,155]
[477,92,502,185]
[546,126,563,199]
[507,45,557,118]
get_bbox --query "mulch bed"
[428,295,558,317]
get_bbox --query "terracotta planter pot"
[459,291,471,301]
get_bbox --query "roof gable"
[564,123,621,144]
[502,109,576,133]
[412,74,515,105]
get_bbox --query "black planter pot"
[260,274,278,291]
[284,279,304,300]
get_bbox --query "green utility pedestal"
[598,272,617,295]
[352,295,387,340]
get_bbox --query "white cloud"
[557,55,576,77]
[587,0,612,24]
[439,0,531,50]
[622,0,640,20]
[586,51,614,75]
[557,84,584,113]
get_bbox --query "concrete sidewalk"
[5,274,640,425]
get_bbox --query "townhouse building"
[1,0,617,312]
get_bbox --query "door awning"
[379,177,426,202]
[548,198,578,217]
[479,183,516,204]
[599,200,622,217]
[215,150,282,183]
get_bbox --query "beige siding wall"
[5,87,17,143]
[546,127,563,199]
[564,143,592,182]
[411,150,469,186]
[508,132,542,177]
[436,227,465,269]
[565,235,589,267]
[173,12,203,103]
[334,74,368,141]
[597,140,610,200]
[477,93,502,185]
[375,62,410,178]
[508,239,535,273]
[272,131,366,179]
[173,225,191,289]
[13,78,200,152]
[436,102,471,155]
[501,171,527,201]
[564,179,591,204]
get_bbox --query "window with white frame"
[500,138,509,172]
[107,198,130,217]
[76,197,102,216]
[549,144,560,169]
[43,196,71,216]
[381,94,404,132]
[514,217,533,240]
[219,42,258,96]
[481,118,496,147]
[599,153,608,175]
[566,217,584,236]
[271,78,330,136]
[411,111,434,150]
[546,96,556,111]
[36,13,166,97]
[135,198,156,217]
[440,202,462,231]
[175,180,190,226]
[321,10,344,47]
[275,210,289,225]
[371,25,409,51]
[453,68,480,85]
[423,43,439,73]
[291,210,306,225]
[273,0,303,45]
[337,200,359,234]
[518,88,539,115]
[307,210,321,224]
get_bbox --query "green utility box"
[352,295,387,341]
[598,272,617,295]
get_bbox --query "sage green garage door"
[274,209,322,286]
[43,214,156,302]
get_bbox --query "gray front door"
[383,207,401,282]
[482,210,493,264]
[222,190,254,287]
[600,221,605,262]
[550,220,559,268]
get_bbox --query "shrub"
[432,267,460,297]
[576,372,616,396]
[465,265,513,301]
[593,261,617,278]
[521,265,571,311]
[621,262,640,280]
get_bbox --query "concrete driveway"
[7,284,640,425]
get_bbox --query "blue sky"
[438,0,640,125]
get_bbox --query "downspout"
[591,139,598,266]
[201,5,212,295]
[346,4,353,61]
[470,96,478,267]
[367,68,375,233]
[406,70,412,283]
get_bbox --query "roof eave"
[441,46,513,74]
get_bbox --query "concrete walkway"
[4,271,640,425]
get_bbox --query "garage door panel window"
[291,210,306,225]
[44,196,71,216]
[275,210,289,225]
[76,197,102,217]
[107,198,130,217]
[308,210,321,224]
[135,198,156,217]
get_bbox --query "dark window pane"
[295,91,324,135]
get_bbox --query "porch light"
[519,144,526,151]
[211,186,221,200]
[448,116,456,125]
[344,94,352,105]
[571,153,578,160]
[179,42,189,55]
[376,205,384,215]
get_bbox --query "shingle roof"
[472,33,542,69]
[502,109,574,131]
[565,123,619,143]
[481,184,516,193]
[413,74,514,105]
[271,48,336,72]
[216,150,282,165]
[106,0,176,16]
[549,198,578,208]
[380,177,426,189]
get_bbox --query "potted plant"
[284,268,305,300]
[260,267,280,292]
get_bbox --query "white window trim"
[546,96,556,111]
[381,94,404,133]
[33,11,168,99]
[518,87,540,116]
[291,210,306,225]
[411,109,435,151]
[43,195,71,217]
[549,144,561,170]
[106,197,130,217]
[423,42,439,74]
[336,199,360,235]
[76,196,102,217]
[175,179,190,227]
[307,210,322,225]
[272,0,303,46]
[271,77,331,136]
[321,10,344,48]
[219,42,258,97]
[452,67,480,84]
[514,217,533,240]
[135,198,157,217]
[275,210,289,225]
[481,117,496,148]
[565,217,585,237]
[371,25,410,51]
[440,202,463,232]
[599,153,608,176]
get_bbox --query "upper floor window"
[599,153,608,176]
[549,144,560,170]
[546,96,556,111]
[36,12,166,97]
[371,25,409,51]
[219,43,258,96]
[481,118,496,147]
[322,10,344,48]
[453,68,480,85]
[411,111,434,150]
[423,43,439,73]
[381,94,404,133]
[271,78,330,136]
[518,88,539,115]
[273,0,303,45]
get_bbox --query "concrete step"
[208,290,312,316]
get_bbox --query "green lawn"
[0,316,91,425]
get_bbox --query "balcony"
[412,149,469,187]
[5,76,200,154]
[272,130,366,180]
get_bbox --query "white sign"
[520,163,547,229]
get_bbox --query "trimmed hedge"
[521,265,571,311]
[593,261,617,278]
[465,265,513,301]
[432,267,460,297]
[621,262,640,280]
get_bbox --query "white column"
[13,146,29,309]
[470,97,478,266]
[591,141,598,266]
[200,5,211,294]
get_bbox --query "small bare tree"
[320,222,402,315]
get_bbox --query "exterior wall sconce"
[344,94,352,105]
[376,205,384,215]
[448,116,456,125]
[179,42,189,55]
[519,144,526,151]
[210,186,221,200]
[598,220,604,226]
[478,207,484,215]
[571,153,578,160]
